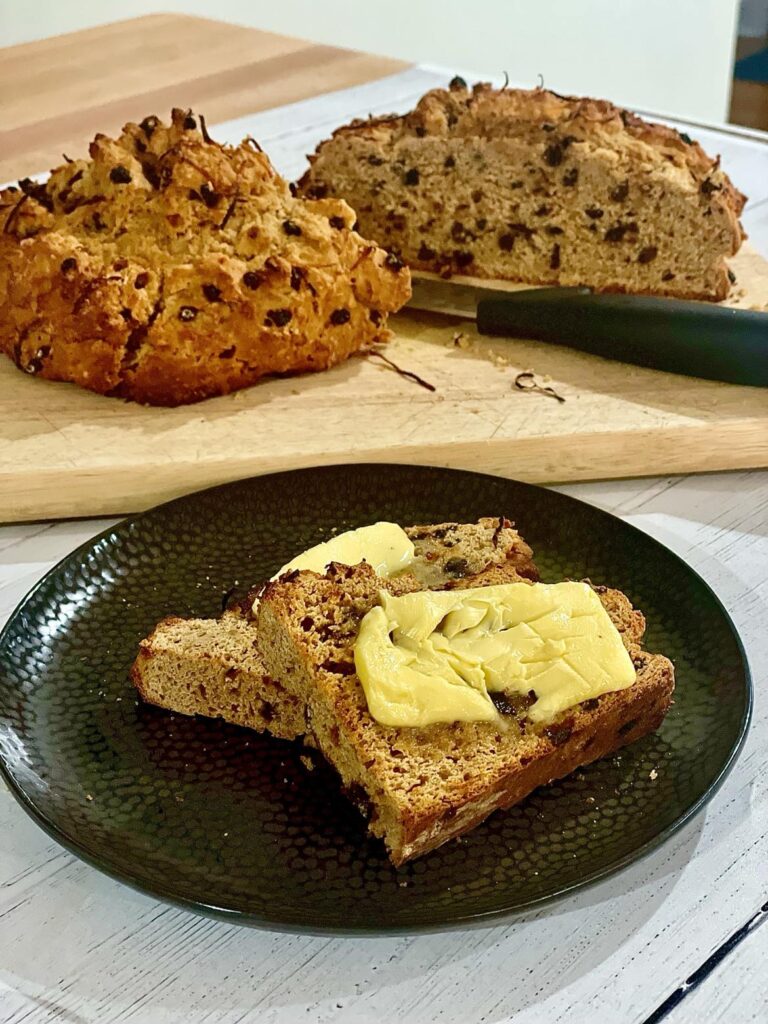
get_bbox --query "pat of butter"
[253,523,414,615]
[275,522,415,580]
[354,581,636,728]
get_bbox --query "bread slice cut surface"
[299,80,745,300]
[131,516,537,738]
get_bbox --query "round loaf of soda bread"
[0,109,411,406]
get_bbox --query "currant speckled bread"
[299,79,745,301]
[256,561,674,865]
[132,517,537,736]
[0,108,411,405]
[405,515,536,587]
[132,611,306,740]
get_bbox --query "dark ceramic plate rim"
[0,465,753,935]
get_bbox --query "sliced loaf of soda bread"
[298,80,745,300]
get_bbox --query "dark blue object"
[735,47,768,83]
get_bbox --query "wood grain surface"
[2,280,768,522]
[0,13,406,182]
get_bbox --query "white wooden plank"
[213,66,444,182]
[743,198,768,258]
[0,519,120,623]
[14,62,768,213]
[663,906,768,1024]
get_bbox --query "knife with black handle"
[475,288,768,387]
[409,278,768,387]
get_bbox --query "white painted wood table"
[1,69,767,1024]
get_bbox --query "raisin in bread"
[132,517,537,736]
[0,108,411,405]
[299,79,745,301]
[256,561,674,864]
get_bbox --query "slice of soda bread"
[255,561,674,865]
[131,611,305,740]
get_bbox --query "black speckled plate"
[0,465,751,933]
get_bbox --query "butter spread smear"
[253,522,415,615]
[275,522,414,579]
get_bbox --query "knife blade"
[407,277,768,387]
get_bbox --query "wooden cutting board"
[2,244,767,523]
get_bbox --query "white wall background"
[0,0,741,123]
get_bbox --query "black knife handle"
[476,292,768,387]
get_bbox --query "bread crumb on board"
[450,331,474,350]
[448,330,572,394]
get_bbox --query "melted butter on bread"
[355,581,636,728]
[276,522,414,578]
[253,523,415,612]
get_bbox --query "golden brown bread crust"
[0,109,411,405]
[327,82,745,206]
[257,560,674,864]
[299,80,745,301]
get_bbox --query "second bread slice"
[256,561,674,864]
